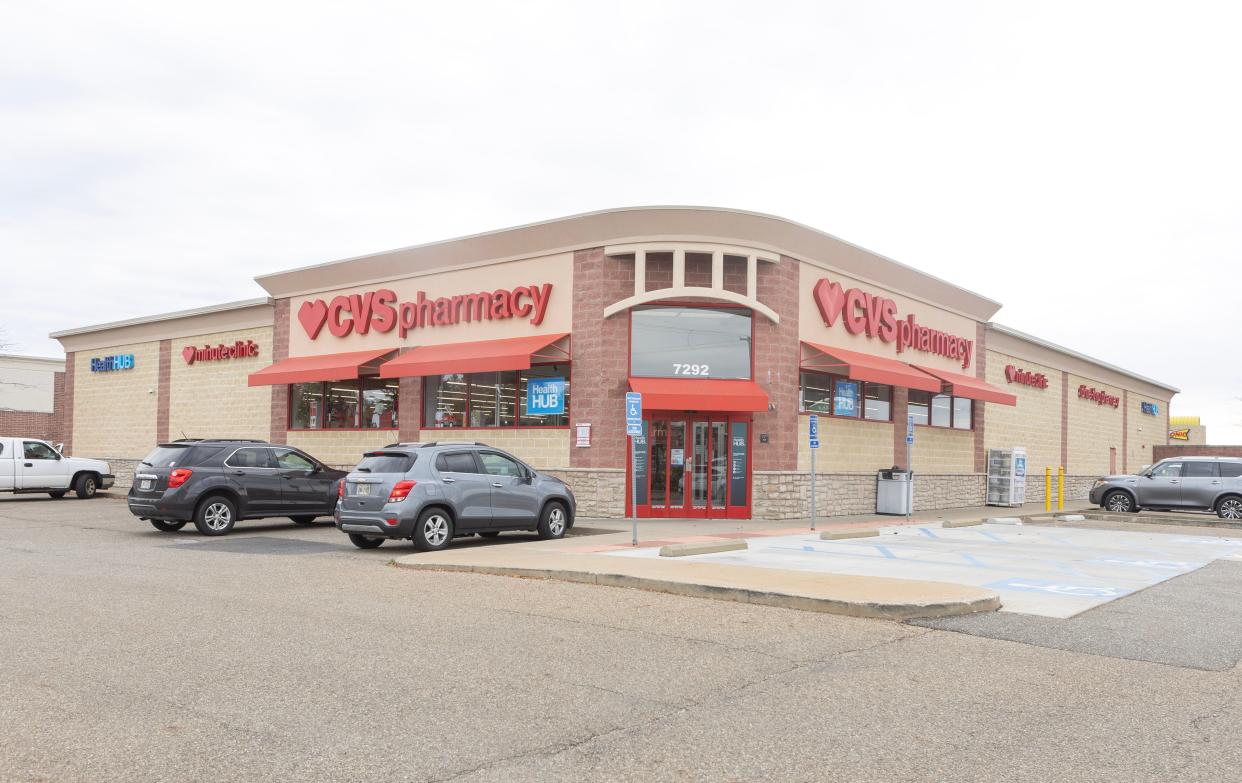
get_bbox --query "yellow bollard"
[1058,466,1065,512]
[1045,467,1052,513]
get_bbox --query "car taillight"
[168,469,192,489]
[388,480,416,503]
[338,481,345,499]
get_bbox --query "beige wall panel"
[910,425,975,474]
[984,350,1063,472]
[287,253,573,357]
[797,262,980,374]
[1066,374,1125,475]
[421,428,570,470]
[72,342,160,459]
[168,327,273,442]
[796,415,895,473]
[286,430,396,468]
[1128,394,1171,473]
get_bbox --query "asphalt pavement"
[3,494,1242,782]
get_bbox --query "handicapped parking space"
[606,523,1242,618]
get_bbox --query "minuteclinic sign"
[298,283,554,340]
[813,277,974,369]
[183,340,260,365]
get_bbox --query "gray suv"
[1089,457,1242,519]
[334,442,576,550]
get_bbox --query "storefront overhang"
[800,341,941,393]
[379,333,570,378]
[913,365,1017,406]
[628,377,769,412]
[247,348,395,387]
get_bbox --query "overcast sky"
[3,1,1239,441]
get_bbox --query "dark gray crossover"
[1089,456,1242,519]
[127,439,347,535]
[334,442,576,550]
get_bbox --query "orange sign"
[1168,428,1191,441]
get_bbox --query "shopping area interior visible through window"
[799,372,892,421]
[423,363,570,428]
[289,379,399,430]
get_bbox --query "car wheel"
[1216,496,1242,521]
[290,515,318,524]
[348,533,384,549]
[73,473,98,499]
[413,509,453,551]
[48,491,67,499]
[478,531,501,538]
[537,502,568,540]
[194,496,237,536]
[149,519,187,532]
[1103,490,1135,514]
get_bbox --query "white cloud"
[2,0,1239,440]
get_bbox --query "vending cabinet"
[986,447,1027,507]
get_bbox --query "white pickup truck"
[0,437,114,499]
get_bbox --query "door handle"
[1170,480,1179,484]
[492,482,504,488]
[442,477,455,483]
[24,462,33,468]
[1212,481,1222,485]
[232,470,245,476]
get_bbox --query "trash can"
[876,467,914,515]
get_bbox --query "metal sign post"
[808,414,820,530]
[625,392,643,547]
[905,415,915,523]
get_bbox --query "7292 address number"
[673,364,710,376]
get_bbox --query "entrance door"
[631,413,750,519]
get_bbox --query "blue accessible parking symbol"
[625,392,642,436]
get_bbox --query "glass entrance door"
[632,413,750,519]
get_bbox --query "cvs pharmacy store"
[51,207,1177,519]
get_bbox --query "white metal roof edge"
[988,322,1180,394]
[49,297,274,339]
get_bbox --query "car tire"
[73,473,98,499]
[478,531,501,538]
[1103,490,1136,514]
[536,502,568,540]
[290,515,318,524]
[48,491,67,499]
[1216,496,1242,521]
[149,519,187,532]
[413,508,454,551]
[348,533,384,549]
[194,495,237,536]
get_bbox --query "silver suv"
[1089,457,1242,519]
[333,442,576,550]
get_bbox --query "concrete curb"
[395,560,1001,621]
[986,517,1023,525]
[820,529,880,541]
[660,541,748,557]
[1056,514,1087,522]
[942,519,983,528]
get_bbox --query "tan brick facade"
[71,341,160,459]
[797,414,895,473]
[420,427,569,470]
[168,326,274,443]
[285,429,397,468]
[909,425,976,475]
[1065,373,1126,476]
[984,350,1063,473]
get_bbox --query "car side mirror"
[54,443,64,454]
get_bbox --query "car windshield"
[141,445,194,468]
[354,452,415,473]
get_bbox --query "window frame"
[628,303,756,381]
[908,389,975,431]
[798,371,894,424]
[287,379,400,432]
[421,362,572,430]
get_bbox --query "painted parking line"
[918,527,940,539]
[976,530,1005,543]
[985,578,1133,599]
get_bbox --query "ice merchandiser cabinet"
[986,447,1028,507]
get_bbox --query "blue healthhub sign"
[526,377,565,415]
[91,354,135,372]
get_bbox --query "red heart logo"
[813,278,847,328]
[298,299,329,340]
[182,347,196,365]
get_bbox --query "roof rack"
[170,438,267,444]
[383,441,489,448]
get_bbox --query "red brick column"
[1060,373,1070,469]
[397,352,421,443]
[1121,390,1129,473]
[973,322,987,474]
[62,353,75,453]
[269,298,290,444]
[570,247,631,469]
[156,339,171,443]
[751,257,800,471]
[892,387,909,469]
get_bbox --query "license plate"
[355,483,371,496]
[140,480,153,491]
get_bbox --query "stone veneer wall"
[543,468,625,518]
[752,472,986,519]
[1023,473,1097,505]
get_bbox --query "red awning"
[380,333,569,378]
[247,348,395,387]
[800,341,941,393]
[914,365,1017,406]
[628,377,769,412]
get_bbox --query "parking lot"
[5,494,1242,782]
[607,522,1242,617]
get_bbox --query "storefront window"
[289,380,398,430]
[908,390,973,430]
[800,372,892,422]
[630,306,752,379]
[361,379,399,429]
[424,366,571,428]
